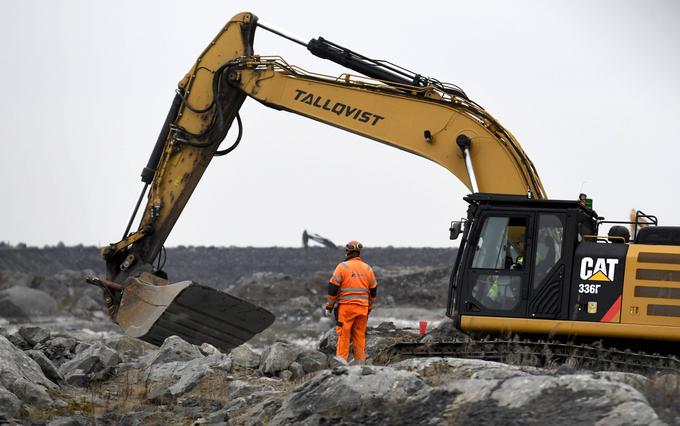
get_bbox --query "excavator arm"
[97,11,546,351]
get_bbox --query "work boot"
[350,359,365,366]
[330,355,349,367]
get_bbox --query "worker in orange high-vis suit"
[325,240,378,364]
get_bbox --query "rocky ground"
[1,245,680,424]
[1,323,680,425]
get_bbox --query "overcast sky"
[1,0,679,248]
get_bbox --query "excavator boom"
[227,56,545,198]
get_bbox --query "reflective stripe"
[340,262,350,270]
[339,287,369,293]
[332,274,343,283]
[337,294,369,301]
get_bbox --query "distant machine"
[302,230,337,249]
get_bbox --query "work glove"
[323,305,334,318]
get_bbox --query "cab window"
[472,217,528,270]
[469,216,528,312]
[533,214,564,289]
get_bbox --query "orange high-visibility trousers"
[335,303,369,361]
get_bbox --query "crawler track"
[373,338,680,375]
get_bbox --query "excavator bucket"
[113,276,275,352]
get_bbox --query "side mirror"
[449,221,463,240]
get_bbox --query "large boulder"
[25,350,63,383]
[18,326,51,346]
[38,336,78,366]
[296,350,328,374]
[0,335,56,408]
[59,343,121,387]
[259,342,303,375]
[229,343,261,368]
[146,336,203,366]
[0,286,57,318]
[392,357,664,425]
[146,353,232,400]
[0,385,21,421]
[267,366,428,425]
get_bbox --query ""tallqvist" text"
[294,89,385,126]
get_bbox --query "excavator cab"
[448,194,680,343]
[448,194,599,329]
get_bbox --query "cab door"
[460,212,533,318]
[527,213,568,319]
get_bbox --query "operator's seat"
[635,226,680,246]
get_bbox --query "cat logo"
[579,257,619,281]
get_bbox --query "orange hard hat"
[345,240,363,252]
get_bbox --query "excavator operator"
[325,240,378,364]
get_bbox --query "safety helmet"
[345,240,363,252]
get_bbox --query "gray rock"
[269,366,426,425]
[26,349,63,383]
[0,335,56,407]
[489,374,663,425]
[0,286,57,318]
[376,321,397,331]
[9,378,53,407]
[146,353,232,399]
[288,362,305,379]
[596,371,649,393]
[147,369,208,402]
[296,350,328,374]
[259,342,302,375]
[58,343,121,387]
[0,385,21,421]
[74,342,91,354]
[47,415,90,425]
[209,353,233,372]
[200,342,221,356]
[361,366,375,376]
[41,336,77,364]
[394,357,534,381]
[394,357,663,425]
[318,328,338,355]
[5,330,30,350]
[229,343,261,368]
[64,370,90,387]
[103,335,155,360]
[18,326,51,347]
[419,320,462,342]
[147,335,203,366]
[224,380,275,399]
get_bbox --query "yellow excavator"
[92,12,680,358]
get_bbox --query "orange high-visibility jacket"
[327,257,378,308]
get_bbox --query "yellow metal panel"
[621,244,680,327]
[460,315,680,342]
